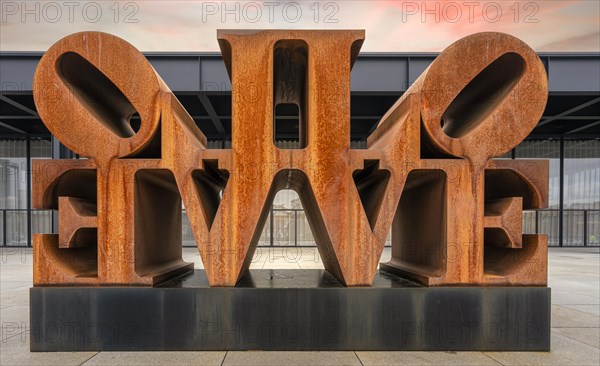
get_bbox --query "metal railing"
[1,208,54,246]
[2,208,598,247]
[524,209,600,247]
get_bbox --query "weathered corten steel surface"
[32,30,548,287]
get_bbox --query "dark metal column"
[294,210,298,246]
[559,137,565,247]
[270,206,274,247]
[26,135,31,247]
[583,210,588,247]
[2,210,7,246]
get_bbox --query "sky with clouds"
[1,0,599,52]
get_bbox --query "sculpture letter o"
[419,32,548,161]
[33,31,165,160]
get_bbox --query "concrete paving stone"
[0,248,35,264]
[1,288,29,309]
[1,305,29,340]
[296,251,323,264]
[0,263,34,271]
[248,249,270,269]
[223,351,361,365]
[552,327,600,349]
[550,263,600,273]
[81,351,226,365]
[551,290,600,305]
[0,273,33,282]
[550,265,599,274]
[356,351,501,365]
[561,304,600,316]
[0,274,33,283]
[552,305,600,328]
[0,332,97,366]
[548,278,600,291]
[484,332,600,365]
[549,271,600,279]
[181,252,204,269]
[573,290,600,298]
[248,262,266,269]
[1,304,30,330]
[380,247,392,259]
[0,281,32,291]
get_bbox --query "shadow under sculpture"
[32,30,549,288]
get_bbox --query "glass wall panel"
[564,140,600,210]
[296,211,315,246]
[255,190,317,246]
[31,139,53,238]
[2,136,596,248]
[516,140,561,246]
[182,210,195,247]
[589,211,600,246]
[6,210,27,246]
[1,138,53,245]
[1,139,28,246]
[564,140,599,246]
[31,210,53,235]
[563,210,585,247]
[523,210,536,234]
[0,139,28,210]
[0,211,3,245]
[515,140,560,209]
[30,138,52,158]
[272,210,295,246]
[538,210,560,246]
[258,211,272,246]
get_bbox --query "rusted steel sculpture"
[32,30,548,287]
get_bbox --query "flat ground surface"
[1,247,599,365]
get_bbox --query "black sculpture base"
[30,269,550,351]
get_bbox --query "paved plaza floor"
[1,247,598,365]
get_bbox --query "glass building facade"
[2,137,598,248]
[0,137,53,246]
